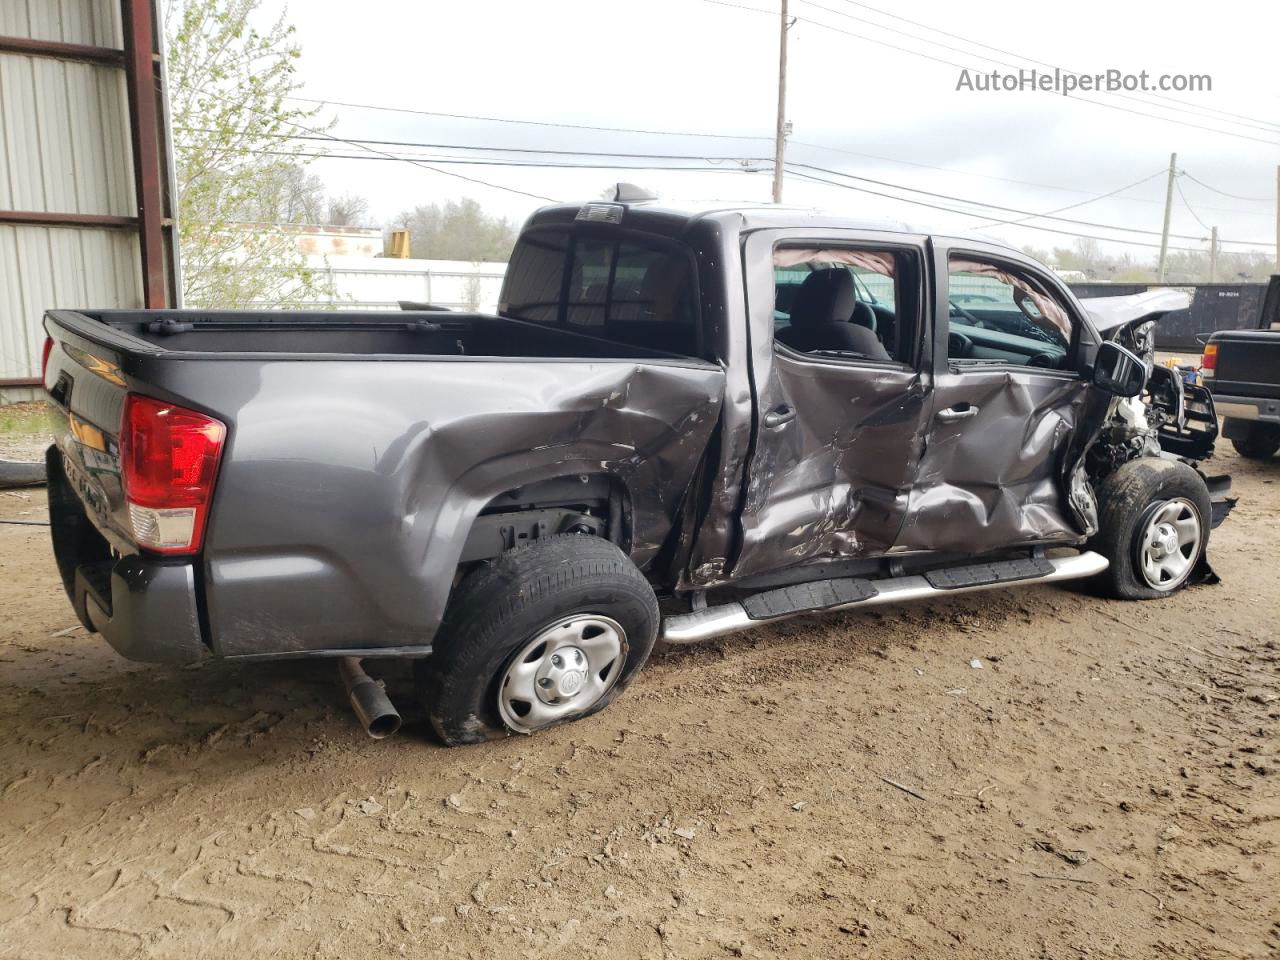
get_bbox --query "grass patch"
[0,402,52,438]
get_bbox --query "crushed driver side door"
[896,240,1100,554]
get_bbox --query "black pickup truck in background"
[1205,275,1280,460]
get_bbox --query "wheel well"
[458,474,627,564]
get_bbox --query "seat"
[776,270,890,360]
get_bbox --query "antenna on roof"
[609,182,658,204]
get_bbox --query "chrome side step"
[661,551,1109,645]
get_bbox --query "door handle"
[936,404,979,423]
[763,404,796,428]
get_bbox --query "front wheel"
[416,534,659,746]
[1088,458,1211,600]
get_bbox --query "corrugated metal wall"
[0,0,143,401]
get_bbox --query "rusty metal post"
[121,0,168,308]
[0,36,124,65]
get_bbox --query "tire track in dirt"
[1,450,1276,958]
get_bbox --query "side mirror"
[1092,340,1147,397]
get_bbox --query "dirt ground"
[1,448,1277,960]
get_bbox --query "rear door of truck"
[728,226,934,578]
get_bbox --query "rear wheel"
[1088,458,1211,600]
[417,534,659,746]
[1229,422,1280,460]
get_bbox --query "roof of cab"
[526,197,1021,254]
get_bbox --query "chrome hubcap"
[498,616,626,734]
[536,647,588,702]
[1138,498,1201,591]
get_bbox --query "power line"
[206,91,557,202]
[1180,172,1275,204]
[784,166,1204,251]
[191,132,1274,249]
[792,0,1280,145]
[969,170,1168,231]
[1175,176,1213,234]
[278,93,1263,217]
[241,149,771,173]
[292,89,1129,199]
[825,0,1280,135]
[705,0,1280,147]
[285,95,772,142]
[788,162,1274,245]
[173,127,767,163]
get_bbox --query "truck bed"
[57,308,700,361]
[1209,329,1280,400]
[41,306,724,662]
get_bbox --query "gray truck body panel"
[44,202,1191,663]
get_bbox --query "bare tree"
[326,194,371,227]
[462,271,484,311]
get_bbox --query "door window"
[772,247,920,364]
[945,256,1075,370]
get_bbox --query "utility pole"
[771,0,789,204]
[1157,152,1177,283]
[1275,164,1279,274]
[1208,226,1218,283]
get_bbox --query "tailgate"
[42,308,227,556]
[1209,331,1280,400]
[43,311,136,552]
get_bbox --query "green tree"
[390,199,517,261]
[166,0,340,307]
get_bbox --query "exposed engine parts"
[1087,320,1218,481]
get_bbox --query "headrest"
[789,269,855,330]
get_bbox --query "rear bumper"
[1210,392,1280,424]
[48,446,207,664]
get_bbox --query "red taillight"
[41,337,53,385]
[1201,343,1217,378]
[120,394,226,554]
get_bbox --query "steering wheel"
[948,330,973,359]
[949,300,981,326]
[1027,352,1057,369]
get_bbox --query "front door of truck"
[729,229,934,581]
[896,243,1099,554]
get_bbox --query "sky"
[252,0,1279,265]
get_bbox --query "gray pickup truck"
[43,196,1232,745]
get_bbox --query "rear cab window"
[500,226,701,358]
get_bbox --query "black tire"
[417,534,659,746]
[1229,424,1280,461]
[1088,458,1211,601]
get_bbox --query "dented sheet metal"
[1080,288,1192,336]
[721,223,1106,582]
[196,358,723,656]
[735,359,930,576]
[896,369,1090,553]
[727,225,940,581]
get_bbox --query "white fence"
[257,257,508,313]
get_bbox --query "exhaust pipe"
[338,657,402,739]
